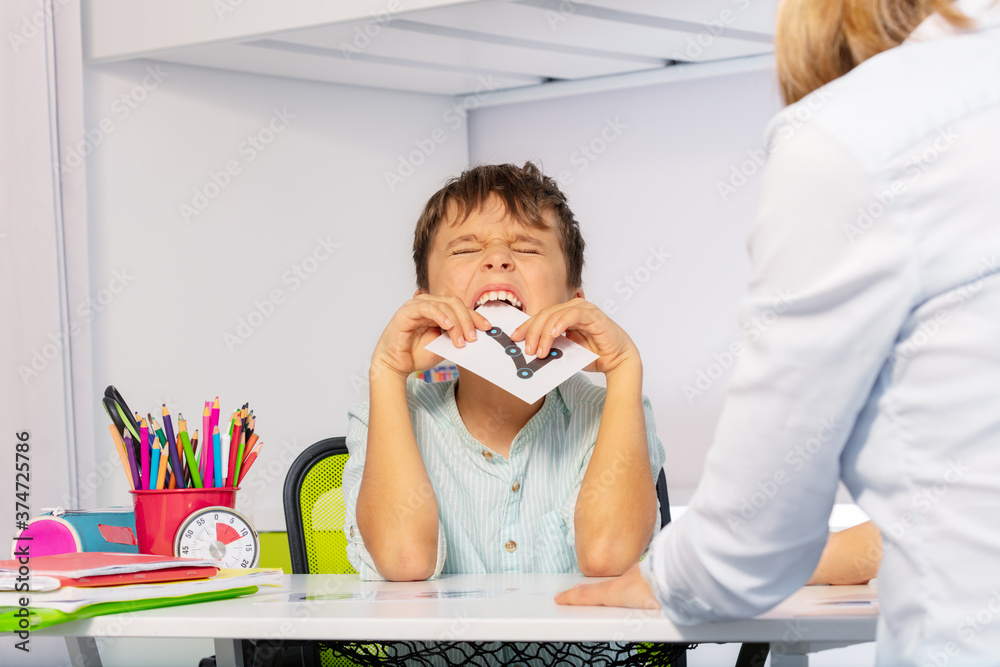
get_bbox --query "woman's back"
[761,15,1000,663]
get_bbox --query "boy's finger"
[554,581,608,606]
[456,306,486,342]
[438,297,482,343]
[471,310,492,332]
[520,316,546,356]
[444,300,476,347]
[418,301,454,329]
[509,318,532,342]
[418,302,466,347]
[534,309,579,357]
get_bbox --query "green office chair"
[285,437,355,577]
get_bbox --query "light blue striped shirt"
[343,372,666,580]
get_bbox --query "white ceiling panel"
[153,41,542,96]
[576,0,779,37]
[84,0,778,97]
[275,17,666,81]
[407,1,773,62]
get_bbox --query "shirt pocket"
[532,509,577,573]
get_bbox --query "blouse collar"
[906,0,1000,44]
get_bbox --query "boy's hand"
[372,294,491,378]
[554,563,660,610]
[510,298,638,376]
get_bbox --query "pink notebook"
[0,551,220,579]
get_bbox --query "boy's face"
[422,195,582,315]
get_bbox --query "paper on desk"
[425,302,598,404]
[374,587,516,601]
[277,588,517,603]
[761,587,879,618]
[278,592,375,603]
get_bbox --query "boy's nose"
[483,259,513,271]
[482,245,514,271]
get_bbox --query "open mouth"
[474,288,524,311]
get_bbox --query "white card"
[424,301,599,404]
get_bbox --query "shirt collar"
[906,0,1000,44]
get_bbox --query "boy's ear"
[574,288,585,300]
[414,288,426,298]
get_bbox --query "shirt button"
[511,481,520,492]
[504,540,517,553]
[482,450,493,460]
[349,526,355,538]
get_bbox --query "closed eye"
[514,248,540,254]
[451,248,479,255]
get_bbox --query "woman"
[557,0,1000,664]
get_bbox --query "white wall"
[83,59,469,529]
[469,69,784,502]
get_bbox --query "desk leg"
[770,642,808,667]
[214,638,245,667]
[65,637,103,667]
[770,640,860,667]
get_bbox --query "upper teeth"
[476,290,522,310]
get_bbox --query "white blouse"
[642,3,1000,665]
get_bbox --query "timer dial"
[174,506,259,568]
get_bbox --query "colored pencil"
[202,402,213,487]
[245,411,255,441]
[156,441,169,489]
[149,440,161,490]
[237,439,262,486]
[178,415,202,488]
[149,430,158,487]
[210,398,220,474]
[139,419,150,491]
[244,432,259,460]
[226,417,242,487]
[233,429,246,489]
[123,431,141,490]
[212,426,223,488]
[161,405,186,489]
[108,424,135,490]
[219,426,230,484]
[191,431,200,486]
[149,414,167,449]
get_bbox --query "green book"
[0,585,257,631]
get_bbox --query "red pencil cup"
[130,487,238,556]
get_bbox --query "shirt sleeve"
[342,400,447,581]
[559,394,667,546]
[644,119,920,623]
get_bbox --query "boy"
[343,162,666,581]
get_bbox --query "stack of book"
[0,552,282,630]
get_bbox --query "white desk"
[37,574,877,667]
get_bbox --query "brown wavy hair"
[775,0,971,105]
[412,162,585,291]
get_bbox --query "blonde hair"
[775,0,971,105]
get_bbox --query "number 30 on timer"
[174,506,260,568]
